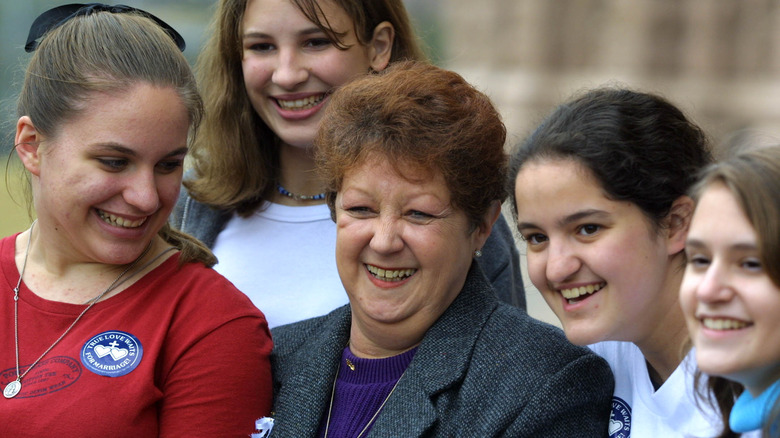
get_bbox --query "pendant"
[3,380,21,399]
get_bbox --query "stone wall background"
[437,0,780,151]
[427,0,780,325]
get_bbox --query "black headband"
[25,3,186,53]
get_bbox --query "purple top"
[316,346,418,438]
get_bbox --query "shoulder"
[464,303,613,408]
[0,234,18,261]
[589,340,644,367]
[481,304,606,371]
[147,257,265,322]
[270,306,349,394]
[0,234,19,285]
[130,259,271,378]
[271,306,349,357]
[430,303,613,436]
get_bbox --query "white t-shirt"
[590,341,739,438]
[212,202,346,328]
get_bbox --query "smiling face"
[240,0,390,149]
[17,83,190,266]
[681,183,780,395]
[335,157,489,336]
[514,158,681,346]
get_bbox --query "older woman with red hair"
[268,61,613,437]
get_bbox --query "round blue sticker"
[608,396,631,438]
[81,330,143,377]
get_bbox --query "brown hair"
[15,10,215,266]
[185,0,427,216]
[690,145,780,437]
[314,60,507,229]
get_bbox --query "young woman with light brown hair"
[3,5,272,435]
[171,0,525,328]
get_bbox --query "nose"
[369,215,404,255]
[545,239,582,284]
[694,261,734,304]
[123,169,160,214]
[271,48,309,89]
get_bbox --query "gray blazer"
[171,188,526,309]
[270,264,613,437]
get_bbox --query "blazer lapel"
[367,264,498,436]
[273,308,351,436]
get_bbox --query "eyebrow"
[93,143,188,158]
[686,239,758,252]
[517,208,610,232]
[243,27,324,40]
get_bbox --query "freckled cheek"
[243,61,272,88]
[60,176,115,204]
[157,188,180,215]
[323,58,364,86]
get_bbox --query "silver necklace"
[322,361,406,438]
[3,221,165,399]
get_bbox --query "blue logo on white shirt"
[80,330,143,377]
[609,396,631,438]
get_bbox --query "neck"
[16,227,170,304]
[635,259,690,385]
[274,142,325,205]
[349,318,425,359]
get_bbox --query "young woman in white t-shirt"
[509,88,717,437]
[171,0,526,327]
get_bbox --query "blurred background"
[3,0,780,325]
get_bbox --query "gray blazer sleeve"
[170,185,230,249]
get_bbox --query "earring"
[474,249,482,258]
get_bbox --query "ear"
[665,195,695,255]
[367,21,394,72]
[15,116,43,176]
[473,200,502,250]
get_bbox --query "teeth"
[97,210,146,228]
[702,318,750,330]
[366,264,416,282]
[277,94,325,110]
[561,283,605,300]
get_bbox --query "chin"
[358,303,410,325]
[561,322,605,346]
[278,127,318,149]
[695,352,739,378]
